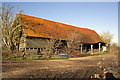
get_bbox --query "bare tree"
[100,32,113,47]
[67,30,81,55]
[0,4,23,52]
[42,37,62,58]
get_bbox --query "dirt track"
[2,54,119,79]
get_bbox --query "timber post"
[99,43,101,53]
[24,48,26,53]
[81,43,83,54]
[91,44,93,54]
[85,45,87,52]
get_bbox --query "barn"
[17,13,106,55]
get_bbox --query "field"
[2,53,119,79]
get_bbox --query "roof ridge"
[17,13,105,43]
[17,13,95,32]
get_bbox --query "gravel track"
[2,54,119,79]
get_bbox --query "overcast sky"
[4,2,118,43]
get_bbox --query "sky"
[4,2,118,43]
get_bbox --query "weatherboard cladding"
[17,13,105,44]
[26,37,54,48]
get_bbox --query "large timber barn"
[17,13,106,55]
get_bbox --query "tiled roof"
[17,13,105,44]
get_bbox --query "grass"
[79,52,109,57]
[49,57,69,60]
[3,52,109,60]
[3,56,68,60]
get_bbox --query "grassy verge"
[3,52,109,60]
[3,56,69,60]
[79,52,109,57]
